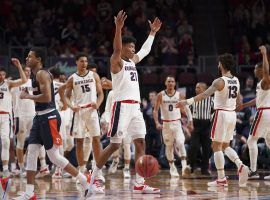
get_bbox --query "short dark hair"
[75,52,88,61]
[30,47,46,64]
[49,66,61,79]
[87,62,98,69]
[218,53,235,71]
[122,36,136,45]
[0,67,6,73]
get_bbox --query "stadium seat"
[177,72,196,86]
[196,73,214,85]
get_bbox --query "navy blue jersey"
[32,70,56,111]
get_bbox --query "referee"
[188,82,213,176]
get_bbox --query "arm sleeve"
[136,35,155,62]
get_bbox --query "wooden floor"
[8,170,270,199]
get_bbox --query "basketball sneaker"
[238,164,249,187]
[108,160,118,174]
[170,163,179,177]
[85,173,105,196]
[248,170,260,179]
[0,177,11,200]
[123,168,131,178]
[12,192,37,200]
[2,170,10,178]
[96,170,105,183]
[264,175,270,180]
[207,177,228,187]
[182,165,191,178]
[52,167,62,179]
[35,166,50,178]
[133,181,160,194]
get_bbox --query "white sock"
[3,165,8,171]
[248,137,258,172]
[90,166,101,185]
[40,159,47,169]
[135,173,144,184]
[124,164,129,169]
[214,151,225,179]
[169,162,174,168]
[25,184,34,196]
[79,165,86,173]
[76,172,88,190]
[19,163,24,171]
[11,162,16,171]
[224,147,242,169]
[181,159,187,168]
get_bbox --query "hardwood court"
[8,170,270,199]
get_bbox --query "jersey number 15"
[81,85,91,93]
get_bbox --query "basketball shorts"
[162,120,185,146]
[249,108,270,138]
[0,113,12,139]
[108,101,146,144]
[71,108,100,138]
[211,110,236,143]
[29,109,62,150]
[18,116,34,136]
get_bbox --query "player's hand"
[187,121,194,132]
[259,45,267,55]
[149,17,162,35]
[114,10,127,29]
[156,123,163,130]
[71,105,80,112]
[175,100,188,108]
[91,102,98,109]
[101,77,112,90]
[20,89,30,99]
[61,104,68,111]
[235,104,243,112]
[11,58,22,68]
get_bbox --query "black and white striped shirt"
[190,96,214,120]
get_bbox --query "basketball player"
[14,48,93,199]
[89,10,162,193]
[176,53,249,187]
[0,58,27,199]
[12,66,49,178]
[238,46,270,180]
[64,53,104,176]
[153,76,193,177]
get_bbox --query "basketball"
[135,155,159,178]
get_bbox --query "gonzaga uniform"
[109,59,146,143]
[211,76,240,142]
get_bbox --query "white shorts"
[249,108,270,138]
[0,114,12,139]
[18,116,34,136]
[211,110,236,143]
[71,108,100,138]
[108,102,146,144]
[162,120,185,146]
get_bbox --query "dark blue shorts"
[29,110,62,150]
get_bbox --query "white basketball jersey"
[17,79,35,117]
[72,70,97,107]
[53,80,63,110]
[256,81,270,108]
[214,76,240,110]
[160,90,181,120]
[111,59,141,102]
[104,90,114,123]
[0,80,12,113]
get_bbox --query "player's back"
[111,59,140,102]
[160,90,181,121]
[256,81,270,108]
[71,70,97,107]
[214,76,240,111]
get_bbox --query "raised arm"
[176,78,224,107]
[93,72,104,110]
[153,92,162,130]
[8,58,27,88]
[110,10,127,74]
[259,45,270,90]
[132,17,162,64]
[20,70,51,102]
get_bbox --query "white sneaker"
[96,170,105,183]
[264,175,270,180]
[20,171,26,178]
[123,168,131,178]
[182,166,191,178]
[238,164,249,187]
[52,171,62,179]
[35,166,50,178]
[133,181,160,194]
[170,164,179,177]
[12,192,37,200]
[85,180,105,196]
[108,160,118,174]
[207,177,228,187]
[0,177,12,200]
[2,170,10,178]
[62,172,72,178]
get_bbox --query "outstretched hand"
[114,10,127,29]
[259,45,267,55]
[148,17,162,34]
[11,58,22,68]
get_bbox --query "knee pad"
[46,146,69,169]
[247,136,258,150]
[1,137,9,161]
[165,145,174,161]
[16,132,26,150]
[26,144,41,171]
[123,143,131,160]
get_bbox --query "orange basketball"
[135,155,159,178]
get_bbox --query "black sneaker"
[248,170,260,179]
